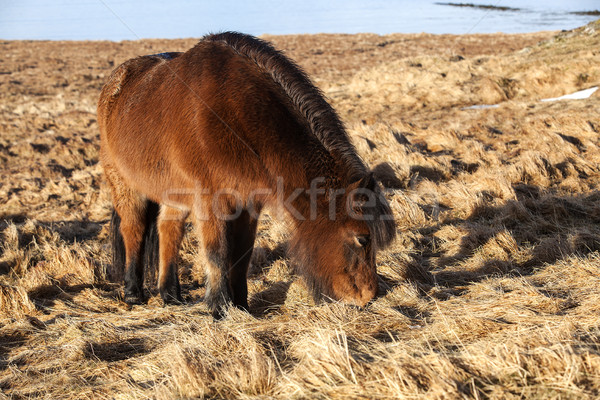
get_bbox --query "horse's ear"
[348,172,376,191]
[348,172,377,210]
[359,172,376,191]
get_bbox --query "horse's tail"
[108,201,160,286]
[141,201,160,288]
[108,208,125,282]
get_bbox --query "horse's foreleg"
[200,214,235,319]
[229,210,258,311]
[157,206,188,305]
[199,208,258,318]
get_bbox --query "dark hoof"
[160,288,183,306]
[210,303,248,320]
[161,296,184,306]
[124,292,145,305]
[211,306,229,320]
[205,286,235,320]
[206,298,233,320]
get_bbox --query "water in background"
[0,0,598,41]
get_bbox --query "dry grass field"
[1,20,600,399]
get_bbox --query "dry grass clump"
[336,20,600,117]
[1,21,600,399]
[0,284,37,321]
[165,313,278,399]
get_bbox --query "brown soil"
[1,21,600,399]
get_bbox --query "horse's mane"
[202,32,367,182]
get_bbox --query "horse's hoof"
[161,292,184,306]
[211,307,228,320]
[205,299,231,320]
[124,293,145,305]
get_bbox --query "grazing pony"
[97,32,396,316]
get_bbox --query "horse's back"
[98,39,314,205]
[98,52,182,128]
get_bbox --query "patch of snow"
[541,86,598,102]
[462,104,500,110]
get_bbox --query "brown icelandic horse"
[98,32,396,317]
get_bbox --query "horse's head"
[291,173,396,306]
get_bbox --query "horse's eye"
[355,235,370,247]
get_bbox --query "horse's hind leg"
[105,165,149,304]
[157,206,188,304]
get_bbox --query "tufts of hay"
[0,284,37,321]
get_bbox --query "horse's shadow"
[249,280,293,317]
[39,220,105,243]
[405,184,600,294]
[247,242,291,317]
